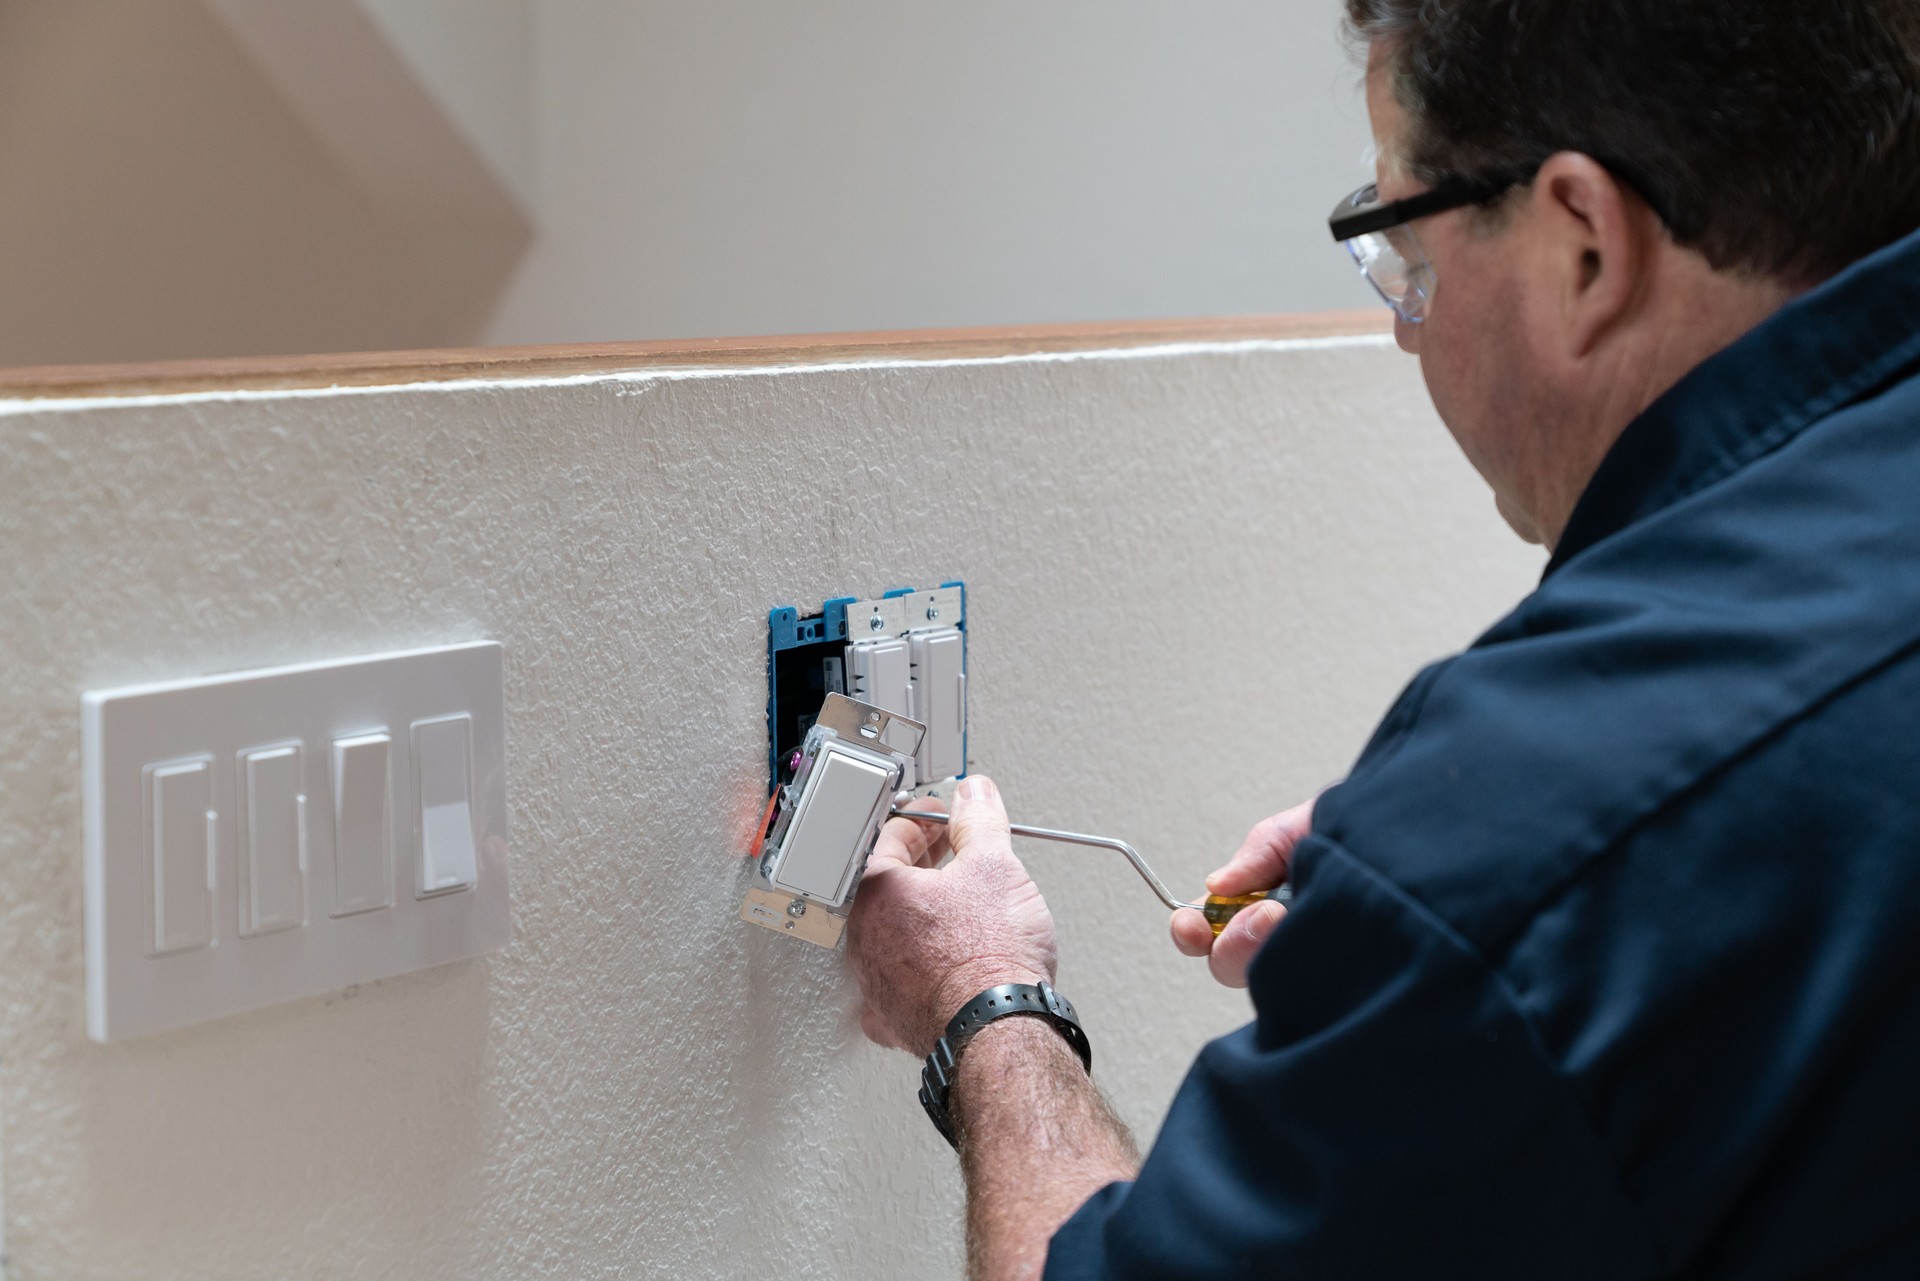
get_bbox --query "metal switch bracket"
[740,693,924,948]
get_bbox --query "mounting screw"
[926,606,940,621]
[868,614,886,632]
[786,899,807,918]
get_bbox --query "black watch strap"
[918,980,1092,1149]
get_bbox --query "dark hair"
[1346,1,1920,282]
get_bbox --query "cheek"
[1416,325,1471,447]
[1418,270,1521,475]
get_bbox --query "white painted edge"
[0,333,1398,418]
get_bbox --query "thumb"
[1207,897,1288,989]
[948,775,1014,862]
[1206,798,1315,897]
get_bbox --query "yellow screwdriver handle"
[1201,892,1269,937]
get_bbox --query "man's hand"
[848,774,1137,1281]
[847,775,1059,1055]
[1168,798,1314,988]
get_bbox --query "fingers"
[892,796,953,868]
[864,817,926,876]
[870,806,947,874]
[1206,898,1288,989]
[1206,798,1316,898]
[1169,907,1215,957]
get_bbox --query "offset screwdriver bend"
[887,806,1294,920]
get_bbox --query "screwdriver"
[888,806,1292,934]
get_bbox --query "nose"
[1394,313,1421,354]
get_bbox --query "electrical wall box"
[744,582,968,947]
[81,641,510,1041]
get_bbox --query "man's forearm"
[951,1017,1141,1281]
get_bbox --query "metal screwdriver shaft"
[888,806,1292,916]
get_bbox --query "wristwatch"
[918,980,1093,1149]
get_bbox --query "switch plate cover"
[82,641,509,1042]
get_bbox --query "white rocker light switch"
[83,641,510,1042]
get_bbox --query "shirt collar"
[1547,224,1920,576]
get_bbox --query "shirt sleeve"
[1043,836,1664,1281]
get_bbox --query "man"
[848,2,1920,1276]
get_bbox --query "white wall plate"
[81,641,510,1042]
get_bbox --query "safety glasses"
[1328,166,1537,323]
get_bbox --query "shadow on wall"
[0,0,530,368]
[80,962,495,1255]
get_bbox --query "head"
[1343,1,1920,548]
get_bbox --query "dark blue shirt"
[1047,225,1920,1279]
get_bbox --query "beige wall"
[484,0,1377,344]
[0,329,1540,1278]
[360,0,535,210]
[0,0,529,368]
[0,0,1373,367]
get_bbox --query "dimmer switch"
[765,746,896,905]
[909,627,966,781]
[847,636,915,787]
[847,637,913,719]
[745,693,925,947]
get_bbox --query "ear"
[1529,152,1657,358]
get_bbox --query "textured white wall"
[0,334,1540,1279]
[453,0,1378,342]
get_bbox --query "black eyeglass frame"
[1328,163,1543,242]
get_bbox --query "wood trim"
[0,311,1390,401]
